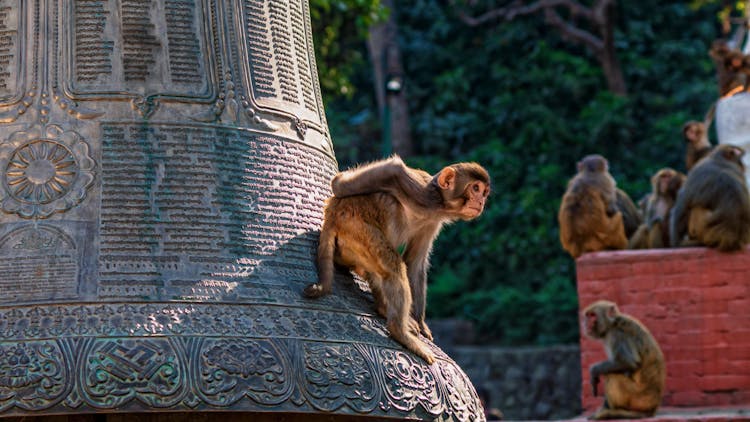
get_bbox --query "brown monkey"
[709,40,749,97]
[670,144,750,251]
[303,156,490,362]
[682,120,712,171]
[583,300,665,420]
[558,154,628,259]
[629,168,686,249]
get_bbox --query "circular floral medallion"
[5,140,78,204]
[0,125,95,218]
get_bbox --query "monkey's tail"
[315,223,337,293]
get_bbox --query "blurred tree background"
[311,0,731,346]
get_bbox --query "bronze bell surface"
[0,1,484,420]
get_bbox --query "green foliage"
[310,0,387,99]
[322,0,723,345]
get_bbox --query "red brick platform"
[575,246,750,418]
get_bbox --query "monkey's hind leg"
[379,262,436,365]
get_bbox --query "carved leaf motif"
[302,342,378,413]
[0,341,67,411]
[197,339,292,406]
[379,349,443,416]
[437,360,484,422]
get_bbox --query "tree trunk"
[595,0,627,96]
[367,0,414,157]
[598,46,627,96]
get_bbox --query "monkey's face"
[656,171,675,194]
[459,180,489,220]
[683,124,704,144]
[583,309,605,339]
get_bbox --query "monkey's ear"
[437,167,456,190]
[605,304,618,320]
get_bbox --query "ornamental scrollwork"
[302,342,379,413]
[0,341,67,412]
[197,338,292,407]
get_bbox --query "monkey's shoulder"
[610,316,660,350]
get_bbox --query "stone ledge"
[566,406,750,421]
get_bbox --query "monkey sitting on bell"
[582,300,665,420]
[303,155,490,365]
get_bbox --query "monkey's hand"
[331,156,405,198]
[590,367,600,396]
[647,216,663,228]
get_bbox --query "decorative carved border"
[0,302,484,421]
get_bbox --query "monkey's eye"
[472,184,480,192]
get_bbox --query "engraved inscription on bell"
[0,224,78,301]
[69,0,211,98]
[239,1,325,126]
[0,1,21,103]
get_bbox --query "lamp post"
[382,72,404,156]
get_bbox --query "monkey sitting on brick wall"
[558,154,631,258]
[582,300,665,420]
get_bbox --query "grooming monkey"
[304,156,490,363]
[629,168,685,249]
[583,300,665,420]
[682,121,712,171]
[558,154,628,258]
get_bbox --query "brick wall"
[576,247,750,412]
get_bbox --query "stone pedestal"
[0,1,482,420]
[716,93,750,185]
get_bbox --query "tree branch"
[456,0,593,27]
[543,8,603,54]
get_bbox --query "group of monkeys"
[558,120,750,258]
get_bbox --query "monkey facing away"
[682,120,712,171]
[303,156,490,363]
[629,168,686,249]
[670,144,750,251]
[558,154,628,259]
[583,300,665,420]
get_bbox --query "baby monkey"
[304,156,490,364]
[583,300,665,420]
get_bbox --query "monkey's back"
[322,192,408,253]
[677,159,750,249]
[558,177,626,257]
[610,316,666,404]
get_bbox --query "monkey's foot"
[415,345,436,365]
[408,318,420,335]
[419,321,433,341]
[302,283,330,298]
[589,407,653,420]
